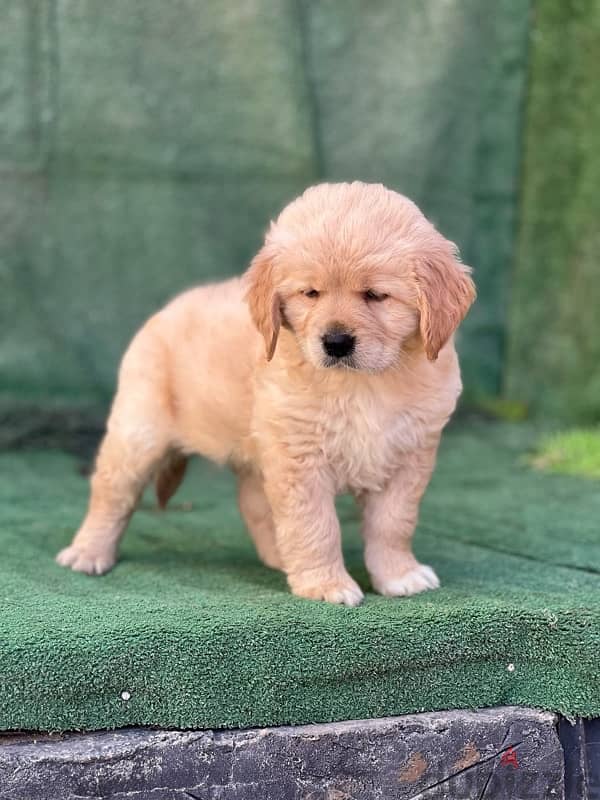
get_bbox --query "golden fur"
[57,182,475,606]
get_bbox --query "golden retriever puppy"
[57,182,475,606]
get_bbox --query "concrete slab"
[0,706,563,799]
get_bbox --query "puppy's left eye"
[364,290,388,302]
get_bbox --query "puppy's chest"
[319,395,423,492]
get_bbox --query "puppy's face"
[276,259,419,372]
[246,183,475,371]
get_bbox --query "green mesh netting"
[506,0,600,422]
[0,0,530,411]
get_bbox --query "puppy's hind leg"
[238,471,282,570]
[57,334,174,575]
[57,412,172,575]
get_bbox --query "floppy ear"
[244,245,281,361]
[414,244,476,361]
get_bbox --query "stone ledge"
[0,706,564,799]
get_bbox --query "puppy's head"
[245,182,475,370]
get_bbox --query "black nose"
[322,332,356,359]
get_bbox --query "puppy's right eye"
[303,289,320,298]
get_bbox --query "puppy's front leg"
[237,471,282,570]
[263,460,363,606]
[362,444,440,597]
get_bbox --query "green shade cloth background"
[1,423,598,731]
[506,0,600,422]
[0,0,530,407]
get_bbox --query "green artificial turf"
[0,421,599,732]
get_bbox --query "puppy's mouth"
[322,354,358,370]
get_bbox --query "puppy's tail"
[155,451,189,510]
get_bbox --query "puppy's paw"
[56,544,116,576]
[372,563,439,597]
[289,571,364,607]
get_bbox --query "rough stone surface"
[0,707,563,799]
[559,716,600,800]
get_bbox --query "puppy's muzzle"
[322,331,356,359]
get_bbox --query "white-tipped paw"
[321,580,364,607]
[289,572,364,607]
[373,563,440,597]
[56,545,116,576]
